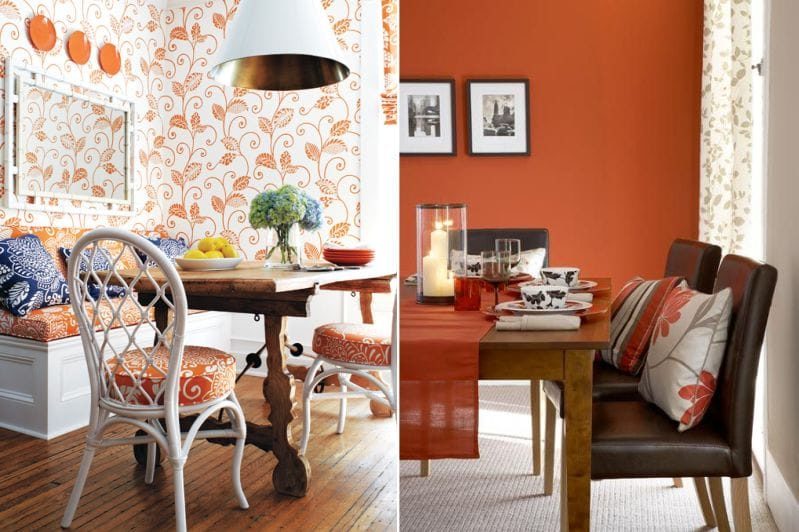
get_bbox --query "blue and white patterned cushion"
[59,247,127,301]
[0,235,70,317]
[60,246,114,272]
[136,236,188,266]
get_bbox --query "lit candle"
[422,221,455,297]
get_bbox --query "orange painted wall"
[400,0,703,285]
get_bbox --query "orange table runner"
[399,286,491,460]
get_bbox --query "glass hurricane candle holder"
[416,203,467,305]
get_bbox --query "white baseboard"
[766,449,799,531]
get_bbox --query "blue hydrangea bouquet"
[249,185,323,269]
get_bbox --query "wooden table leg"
[154,305,168,347]
[561,349,593,531]
[262,314,311,497]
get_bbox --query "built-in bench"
[0,226,231,439]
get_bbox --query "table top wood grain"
[117,261,395,297]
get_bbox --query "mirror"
[4,59,135,215]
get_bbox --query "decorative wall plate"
[67,31,91,65]
[29,15,56,52]
[99,43,121,75]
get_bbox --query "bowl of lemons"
[175,236,243,271]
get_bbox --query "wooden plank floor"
[0,376,397,531]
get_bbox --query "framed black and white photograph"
[467,79,530,156]
[400,79,456,156]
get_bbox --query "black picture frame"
[400,78,456,156]
[466,79,531,156]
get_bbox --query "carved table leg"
[262,314,311,497]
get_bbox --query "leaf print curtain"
[381,0,398,125]
[699,0,753,254]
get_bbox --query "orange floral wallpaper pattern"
[0,0,372,262]
[0,0,167,230]
[158,0,363,260]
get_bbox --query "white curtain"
[699,0,753,254]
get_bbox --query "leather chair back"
[466,228,549,266]
[710,255,777,476]
[664,239,722,293]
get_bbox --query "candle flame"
[435,221,443,230]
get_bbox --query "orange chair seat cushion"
[312,323,391,367]
[0,298,148,342]
[107,346,237,406]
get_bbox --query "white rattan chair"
[299,296,397,455]
[60,228,248,531]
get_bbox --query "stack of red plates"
[323,247,375,266]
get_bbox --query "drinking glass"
[481,250,513,315]
[495,238,521,270]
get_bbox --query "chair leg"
[299,358,324,456]
[420,460,430,477]
[61,445,97,528]
[693,477,717,528]
[145,442,157,485]
[231,437,249,509]
[673,477,683,488]
[172,461,187,532]
[709,477,731,532]
[543,398,557,496]
[731,477,752,532]
[530,379,541,476]
[337,381,348,434]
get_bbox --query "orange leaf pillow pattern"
[638,286,733,431]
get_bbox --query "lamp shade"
[210,0,351,91]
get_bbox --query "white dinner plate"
[495,299,593,315]
[175,256,243,271]
[516,279,598,291]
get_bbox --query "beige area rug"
[399,383,778,531]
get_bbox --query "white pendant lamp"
[210,0,351,91]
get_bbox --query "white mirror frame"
[4,57,136,217]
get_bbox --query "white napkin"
[496,315,581,331]
[567,292,593,303]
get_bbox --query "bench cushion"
[0,298,147,342]
[107,346,236,406]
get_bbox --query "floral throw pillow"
[0,235,70,317]
[136,236,188,266]
[638,285,733,431]
[60,247,126,301]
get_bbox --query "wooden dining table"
[405,278,611,531]
[119,261,395,498]
[480,279,610,531]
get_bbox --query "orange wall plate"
[99,43,121,75]
[67,31,91,65]
[29,15,56,52]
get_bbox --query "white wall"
[764,0,799,528]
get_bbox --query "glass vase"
[264,224,302,269]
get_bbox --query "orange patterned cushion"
[0,298,150,342]
[107,346,236,406]
[313,323,391,367]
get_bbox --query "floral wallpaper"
[0,0,167,230]
[157,0,363,260]
[0,0,372,262]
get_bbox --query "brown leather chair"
[538,239,722,493]
[591,255,777,530]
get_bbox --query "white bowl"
[175,256,243,271]
[540,267,581,287]
[521,284,570,309]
